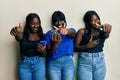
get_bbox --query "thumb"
[18,23,22,28]
[17,22,22,32]
[54,26,60,31]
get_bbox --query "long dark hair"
[23,13,44,40]
[83,10,101,34]
[51,11,67,28]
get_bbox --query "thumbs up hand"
[10,23,23,41]
[10,23,23,36]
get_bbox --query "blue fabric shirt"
[45,28,76,61]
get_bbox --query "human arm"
[54,26,76,38]
[46,31,62,56]
[95,23,112,39]
[10,23,23,41]
[101,24,112,39]
[74,29,99,52]
[36,43,47,56]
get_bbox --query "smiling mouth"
[32,28,39,32]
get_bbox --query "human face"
[90,15,100,28]
[30,18,40,33]
[54,20,65,28]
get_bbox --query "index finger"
[52,31,56,40]
[54,26,60,31]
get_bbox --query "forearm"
[75,44,89,52]
[15,33,23,41]
[47,45,58,56]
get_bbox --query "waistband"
[79,51,104,57]
[20,56,45,63]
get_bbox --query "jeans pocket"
[80,53,90,60]
[79,53,92,65]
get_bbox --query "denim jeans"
[18,56,45,80]
[78,52,106,80]
[47,55,75,80]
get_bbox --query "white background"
[0,0,120,80]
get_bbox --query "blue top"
[45,28,76,61]
[80,33,105,53]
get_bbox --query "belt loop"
[98,52,100,57]
[98,52,101,57]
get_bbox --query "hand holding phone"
[40,41,47,47]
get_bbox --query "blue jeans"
[47,55,75,80]
[78,52,106,80]
[18,56,45,80]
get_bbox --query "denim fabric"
[18,56,45,80]
[78,52,106,80]
[47,55,75,80]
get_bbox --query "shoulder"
[77,28,86,35]
[46,30,52,35]
[68,28,76,33]
[45,30,53,38]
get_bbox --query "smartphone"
[40,41,47,46]
[51,29,60,36]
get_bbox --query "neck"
[91,28,100,36]
[29,33,40,41]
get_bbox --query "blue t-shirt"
[45,28,76,61]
